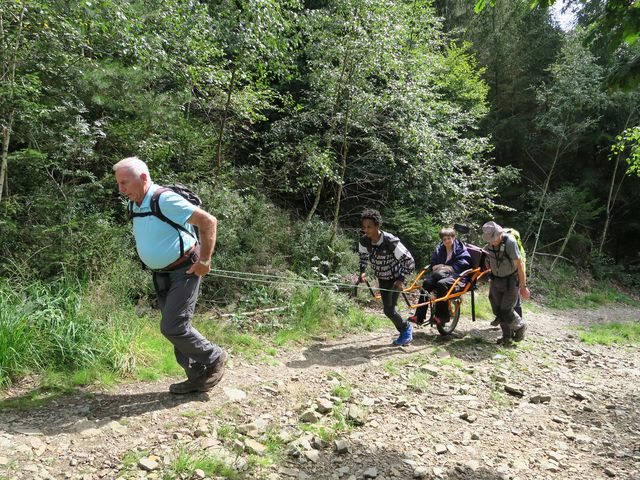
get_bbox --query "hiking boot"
[393,324,413,346]
[490,317,500,327]
[169,351,228,394]
[169,378,202,395]
[497,323,513,347]
[202,350,228,389]
[513,324,527,342]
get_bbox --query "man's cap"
[482,221,504,243]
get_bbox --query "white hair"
[113,156,151,179]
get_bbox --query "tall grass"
[0,279,140,388]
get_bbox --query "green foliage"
[0,279,140,388]
[185,182,359,308]
[331,384,352,400]
[407,371,431,392]
[578,321,640,346]
[169,446,239,479]
[261,0,500,231]
[383,207,440,268]
[338,307,386,332]
[533,257,639,309]
[458,288,494,321]
[612,125,640,176]
[535,32,606,143]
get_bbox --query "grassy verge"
[532,261,639,309]
[0,279,141,397]
[577,322,640,346]
[0,283,387,408]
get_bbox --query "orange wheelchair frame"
[357,242,488,336]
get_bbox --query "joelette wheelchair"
[356,225,489,336]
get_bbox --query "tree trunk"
[305,49,351,225]
[528,205,547,280]
[599,108,637,253]
[215,65,237,171]
[305,177,324,225]
[525,140,562,243]
[329,95,352,246]
[551,213,577,271]
[0,7,25,203]
[599,149,624,255]
[0,123,10,202]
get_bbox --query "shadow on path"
[287,322,522,370]
[285,334,437,369]
[1,386,210,436]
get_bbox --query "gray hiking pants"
[153,264,222,380]
[489,274,524,331]
[379,279,409,333]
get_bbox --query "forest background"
[0,0,639,388]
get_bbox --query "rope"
[207,268,407,294]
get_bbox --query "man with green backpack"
[482,221,530,346]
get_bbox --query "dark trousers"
[378,279,409,333]
[414,275,458,322]
[153,264,223,380]
[489,275,524,329]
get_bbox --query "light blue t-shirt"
[131,183,198,269]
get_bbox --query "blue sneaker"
[393,324,413,346]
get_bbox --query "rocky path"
[1,306,639,480]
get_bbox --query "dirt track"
[0,306,639,480]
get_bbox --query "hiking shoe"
[393,324,413,346]
[202,350,228,389]
[513,324,527,342]
[205,350,228,377]
[169,351,228,394]
[169,378,202,395]
[490,317,500,327]
[407,315,425,326]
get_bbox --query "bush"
[170,182,360,306]
[289,218,358,276]
[383,206,441,268]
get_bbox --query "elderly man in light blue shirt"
[114,157,227,394]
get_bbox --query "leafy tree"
[526,32,606,244]
[263,0,502,246]
[204,0,300,171]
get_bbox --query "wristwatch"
[199,259,211,267]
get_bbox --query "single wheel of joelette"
[436,297,461,336]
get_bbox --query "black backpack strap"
[129,188,197,258]
[501,235,512,262]
[152,188,199,257]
